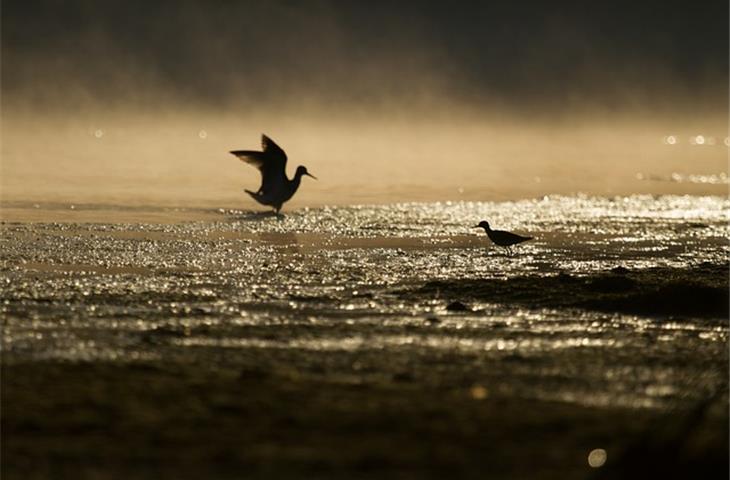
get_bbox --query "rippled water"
[2,195,728,410]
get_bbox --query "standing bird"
[230,134,316,214]
[474,221,533,255]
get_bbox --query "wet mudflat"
[2,195,729,479]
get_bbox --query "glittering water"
[2,195,728,410]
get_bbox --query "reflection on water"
[2,195,728,411]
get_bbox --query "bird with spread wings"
[230,134,316,214]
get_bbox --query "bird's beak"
[306,173,317,180]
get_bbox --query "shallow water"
[2,194,728,411]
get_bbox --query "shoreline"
[2,191,728,224]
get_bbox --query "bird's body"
[474,221,532,255]
[230,134,315,214]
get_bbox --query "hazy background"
[2,0,728,208]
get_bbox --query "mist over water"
[2,110,727,210]
[2,0,727,209]
[4,1,726,110]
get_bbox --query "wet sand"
[2,196,729,479]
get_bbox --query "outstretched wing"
[261,134,288,165]
[230,134,288,194]
[229,150,267,169]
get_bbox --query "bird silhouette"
[474,220,532,255]
[230,134,316,214]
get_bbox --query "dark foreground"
[3,360,727,480]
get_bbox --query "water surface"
[3,195,728,412]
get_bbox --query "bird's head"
[473,220,490,230]
[296,166,317,180]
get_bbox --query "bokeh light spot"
[94,129,104,138]
[199,130,208,139]
[694,135,705,145]
[665,135,676,145]
[469,385,488,400]
[588,448,607,468]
